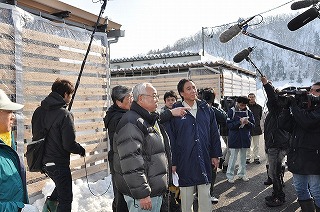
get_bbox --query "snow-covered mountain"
[147,14,320,84]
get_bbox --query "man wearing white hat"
[0,89,38,211]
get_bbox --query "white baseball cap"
[0,89,24,111]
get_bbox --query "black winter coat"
[104,104,127,151]
[263,83,290,150]
[248,103,263,136]
[113,101,169,199]
[279,104,320,175]
[31,92,84,166]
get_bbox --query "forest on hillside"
[147,14,320,83]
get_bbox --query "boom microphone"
[291,0,319,10]
[233,47,254,63]
[288,7,319,31]
[219,16,256,43]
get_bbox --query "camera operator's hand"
[261,76,268,85]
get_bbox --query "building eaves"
[111,60,256,77]
[111,51,200,63]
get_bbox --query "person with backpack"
[226,96,255,183]
[261,76,290,207]
[32,79,86,212]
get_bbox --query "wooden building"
[110,52,257,108]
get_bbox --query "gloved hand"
[80,146,86,157]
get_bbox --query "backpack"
[25,137,47,172]
[25,113,57,173]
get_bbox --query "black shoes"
[219,158,224,169]
[265,196,285,207]
[264,177,273,186]
[246,159,251,164]
[211,195,219,204]
[254,159,261,164]
[222,165,228,173]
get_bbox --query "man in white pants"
[246,93,263,164]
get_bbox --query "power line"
[202,0,296,30]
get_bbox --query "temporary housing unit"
[0,0,122,199]
[110,52,257,109]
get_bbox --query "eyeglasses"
[141,94,160,99]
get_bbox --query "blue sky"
[60,0,299,58]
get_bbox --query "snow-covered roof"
[111,51,200,63]
[110,59,256,77]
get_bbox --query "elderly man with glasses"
[112,82,185,212]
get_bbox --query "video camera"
[220,96,237,112]
[197,88,215,104]
[277,86,320,109]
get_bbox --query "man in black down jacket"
[32,78,85,212]
[113,82,172,212]
[279,81,320,211]
[261,77,290,207]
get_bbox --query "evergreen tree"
[297,70,302,84]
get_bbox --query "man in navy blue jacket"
[167,79,222,212]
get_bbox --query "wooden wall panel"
[0,19,110,198]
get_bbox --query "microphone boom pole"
[68,0,108,111]
[245,56,264,77]
[242,30,320,61]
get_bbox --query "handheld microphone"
[288,7,319,31]
[291,0,319,10]
[233,47,254,63]
[219,16,256,43]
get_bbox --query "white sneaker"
[228,178,235,183]
[210,195,219,204]
[240,176,249,181]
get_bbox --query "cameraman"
[280,81,320,211]
[261,76,290,207]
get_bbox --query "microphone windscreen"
[219,25,242,43]
[291,1,314,10]
[288,7,319,31]
[233,49,251,63]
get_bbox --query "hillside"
[147,14,320,84]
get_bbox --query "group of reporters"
[0,75,319,212]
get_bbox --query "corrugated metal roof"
[111,51,200,63]
[111,60,256,77]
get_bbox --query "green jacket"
[0,134,28,211]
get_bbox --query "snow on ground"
[32,175,114,212]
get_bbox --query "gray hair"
[111,85,131,104]
[132,83,152,101]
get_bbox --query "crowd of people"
[1,76,320,212]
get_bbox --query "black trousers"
[43,165,73,212]
[267,148,287,200]
[109,154,129,212]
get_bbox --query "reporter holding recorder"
[32,79,86,212]
[279,81,320,211]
